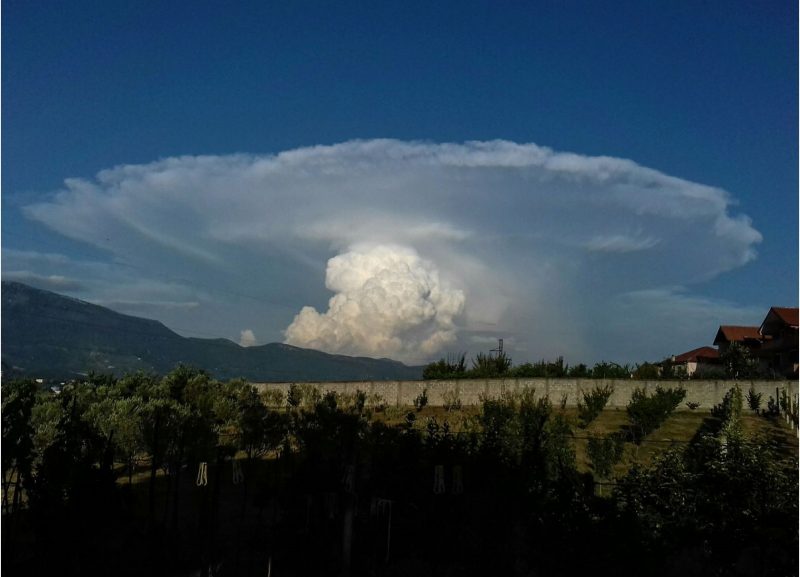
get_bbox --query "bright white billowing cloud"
[284,244,465,360]
[239,329,258,347]
[15,139,764,363]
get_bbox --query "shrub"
[711,385,743,425]
[337,390,369,415]
[779,389,790,413]
[626,386,686,443]
[413,388,429,412]
[577,384,615,428]
[366,392,386,412]
[587,432,625,479]
[286,383,321,410]
[766,396,780,417]
[685,401,700,411]
[383,405,404,421]
[260,388,285,408]
[746,386,762,414]
[286,383,302,408]
[442,389,462,412]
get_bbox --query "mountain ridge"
[1,281,423,382]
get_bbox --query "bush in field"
[287,383,302,408]
[577,384,615,428]
[587,432,625,479]
[442,389,462,412]
[261,388,285,408]
[746,386,763,414]
[711,385,743,425]
[626,386,686,443]
[366,392,386,412]
[286,383,321,409]
[413,388,429,412]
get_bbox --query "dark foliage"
[2,369,796,577]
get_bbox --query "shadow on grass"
[688,414,724,445]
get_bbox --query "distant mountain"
[1,281,423,382]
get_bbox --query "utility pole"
[490,338,503,357]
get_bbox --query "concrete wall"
[254,378,799,410]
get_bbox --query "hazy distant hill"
[1,281,423,382]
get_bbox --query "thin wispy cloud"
[17,139,763,363]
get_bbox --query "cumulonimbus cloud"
[284,244,465,359]
[17,139,763,363]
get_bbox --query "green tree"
[577,384,615,428]
[469,351,512,378]
[236,383,287,461]
[633,362,660,379]
[592,361,631,379]
[2,380,38,515]
[423,353,467,379]
[615,434,798,574]
[511,357,567,378]
[720,342,759,379]
[626,386,686,443]
[587,432,625,480]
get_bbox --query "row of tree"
[422,352,642,380]
[423,343,776,380]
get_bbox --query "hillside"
[0,281,422,381]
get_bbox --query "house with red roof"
[669,346,720,377]
[758,307,798,377]
[713,325,763,355]
[711,307,798,378]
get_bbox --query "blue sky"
[2,1,797,365]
